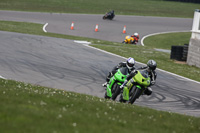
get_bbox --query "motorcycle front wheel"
[111,83,121,100]
[104,91,110,99]
[129,87,142,104]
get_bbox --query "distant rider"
[131,32,140,44]
[120,59,157,96]
[107,10,115,19]
[102,57,136,87]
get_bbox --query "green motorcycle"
[104,67,129,100]
[119,70,151,104]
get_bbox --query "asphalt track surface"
[0,11,200,117]
[0,11,192,43]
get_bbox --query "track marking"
[0,75,6,79]
[43,23,48,33]
[141,30,190,46]
[79,43,200,85]
[74,40,91,45]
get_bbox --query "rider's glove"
[120,85,124,89]
[120,80,127,89]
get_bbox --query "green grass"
[144,32,191,49]
[0,0,199,18]
[1,78,200,133]
[1,20,200,82]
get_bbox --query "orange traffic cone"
[95,24,99,32]
[123,25,126,34]
[71,22,74,30]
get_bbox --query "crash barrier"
[170,44,188,61]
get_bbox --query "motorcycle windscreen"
[134,70,150,86]
[114,67,128,82]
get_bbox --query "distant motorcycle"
[122,35,137,45]
[103,11,115,20]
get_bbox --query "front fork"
[106,77,115,97]
[122,79,134,101]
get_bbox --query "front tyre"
[104,91,110,99]
[111,84,121,100]
[129,87,142,104]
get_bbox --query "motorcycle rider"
[131,33,140,44]
[107,10,115,19]
[120,59,157,96]
[102,57,136,87]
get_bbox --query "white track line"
[74,40,91,45]
[0,75,6,79]
[43,23,48,33]
[81,43,200,85]
[141,30,190,46]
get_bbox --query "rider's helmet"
[147,60,157,71]
[126,57,135,70]
[131,33,139,39]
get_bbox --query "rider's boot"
[143,87,152,96]
[119,94,127,103]
[102,72,112,87]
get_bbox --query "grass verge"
[143,32,191,49]
[0,78,200,133]
[0,0,200,18]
